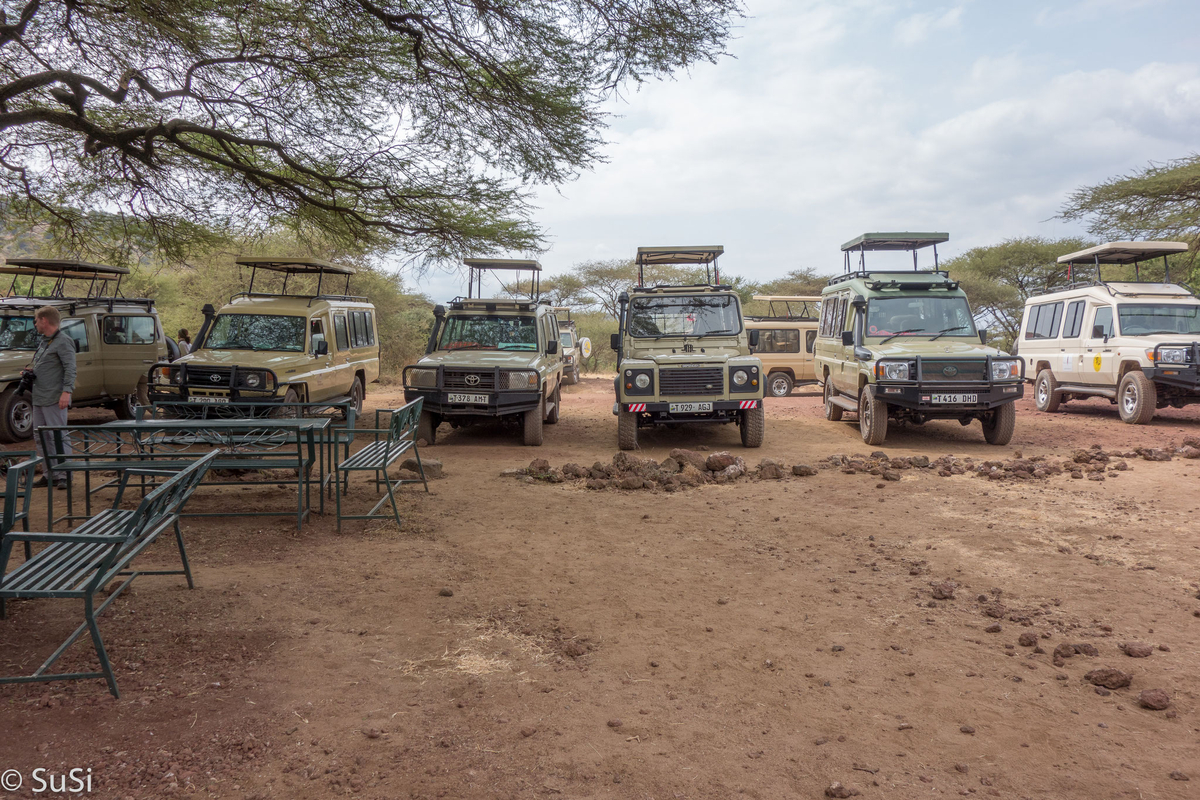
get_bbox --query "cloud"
[895,5,965,46]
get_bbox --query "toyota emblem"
[209,373,222,383]
[942,365,959,377]
[464,374,480,386]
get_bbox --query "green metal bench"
[1,451,39,558]
[335,398,428,531]
[0,450,218,697]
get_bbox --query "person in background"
[29,305,75,488]
[177,328,192,355]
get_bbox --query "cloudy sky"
[408,0,1200,299]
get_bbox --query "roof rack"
[0,297,156,314]
[749,295,821,320]
[447,296,540,312]
[234,257,356,298]
[1,257,129,299]
[635,246,724,288]
[461,258,542,300]
[1057,241,1190,284]
[840,232,949,274]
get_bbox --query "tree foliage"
[0,0,743,265]
[1061,155,1200,246]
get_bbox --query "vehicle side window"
[62,318,89,353]
[1092,306,1114,339]
[1024,302,1064,340]
[365,311,375,345]
[334,314,350,351]
[805,330,816,353]
[1062,301,1085,338]
[819,297,835,337]
[837,298,849,333]
[347,310,375,348]
[760,329,800,353]
[103,315,156,345]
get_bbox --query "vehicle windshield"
[559,331,574,348]
[204,314,306,352]
[865,296,977,338]
[627,294,742,338]
[0,316,39,350]
[439,314,538,351]
[1117,303,1200,336]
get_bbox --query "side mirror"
[748,330,760,348]
[610,333,620,351]
[546,340,558,355]
[314,339,329,356]
[841,330,854,346]
[978,328,988,344]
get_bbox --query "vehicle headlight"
[172,368,183,385]
[634,373,651,389]
[244,372,262,389]
[504,371,538,390]
[879,362,910,381]
[991,360,1020,380]
[406,368,437,388]
[1158,347,1189,364]
[732,369,748,386]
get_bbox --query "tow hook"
[612,402,619,415]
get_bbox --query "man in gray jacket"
[29,305,76,488]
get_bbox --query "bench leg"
[383,468,402,530]
[412,447,430,494]
[335,469,343,534]
[84,595,120,698]
[174,520,195,590]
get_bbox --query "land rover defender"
[612,246,765,450]
[552,307,591,385]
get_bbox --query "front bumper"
[1147,343,1200,393]
[873,382,1023,413]
[405,388,541,417]
[147,363,282,404]
[617,399,760,424]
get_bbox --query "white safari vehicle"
[1017,241,1199,423]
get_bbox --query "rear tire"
[982,402,1016,445]
[522,394,544,446]
[563,368,577,386]
[823,379,843,421]
[0,386,33,442]
[766,372,793,398]
[858,385,888,446]
[1118,371,1157,424]
[417,410,438,445]
[740,403,765,447]
[617,406,638,450]
[546,383,561,424]
[346,377,364,419]
[1034,369,1060,412]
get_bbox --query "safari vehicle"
[746,295,820,397]
[0,258,171,441]
[814,233,1024,446]
[149,258,379,413]
[551,307,591,385]
[611,246,764,450]
[1019,240,1200,424]
[402,259,564,447]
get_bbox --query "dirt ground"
[2,378,1200,800]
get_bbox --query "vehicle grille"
[921,360,987,383]
[185,366,232,386]
[443,369,496,390]
[659,367,724,396]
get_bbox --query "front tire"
[345,377,364,418]
[0,387,33,442]
[1034,369,1060,412]
[617,406,638,450]
[522,394,545,446]
[1118,371,1157,424]
[273,387,301,418]
[766,372,793,398]
[823,379,843,421]
[740,403,765,447]
[982,402,1016,445]
[417,410,438,445]
[546,383,561,425]
[858,385,888,446]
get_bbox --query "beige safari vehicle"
[814,233,1024,446]
[1018,241,1199,424]
[150,258,379,413]
[0,258,171,441]
[746,295,820,397]
[612,246,765,450]
[403,259,564,446]
[551,307,591,385]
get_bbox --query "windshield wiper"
[878,328,925,344]
[703,329,737,336]
[929,326,968,341]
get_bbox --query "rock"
[561,463,589,479]
[1169,771,1190,781]
[706,451,738,471]
[959,725,976,735]
[985,624,1001,633]
[1087,472,1105,481]
[611,452,638,472]
[363,728,382,739]
[438,588,454,597]
[1138,689,1170,710]
[1018,632,1038,647]
[401,457,442,478]
[982,602,1006,618]
[606,719,623,728]
[677,464,707,487]
[618,476,644,490]
[527,458,551,474]
[1121,642,1154,658]
[1053,643,1076,660]
[792,464,818,477]
[395,468,422,481]
[658,457,680,474]
[911,455,931,468]
[670,448,709,472]
[1073,643,1099,657]
[1084,668,1132,689]
[825,782,859,798]
[882,469,901,482]
[758,460,784,480]
[1141,449,1173,462]
[1177,446,1200,459]
[931,582,956,600]
[520,727,537,737]
[585,479,609,490]
[954,763,969,774]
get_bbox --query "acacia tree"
[0,0,742,264]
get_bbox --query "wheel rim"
[824,382,833,412]
[770,377,788,396]
[1122,383,1138,415]
[353,383,363,412]
[1036,378,1048,406]
[860,393,871,430]
[11,398,31,435]
[126,394,139,417]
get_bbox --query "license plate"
[447,392,489,404]
[669,402,713,413]
[187,396,230,404]
[931,393,978,404]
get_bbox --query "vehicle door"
[1056,300,1086,382]
[541,313,561,395]
[307,313,337,400]
[802,328,817,381]
[61,317,103,401]
[100,313,160,398]
[831,294,854,394]
[1022,300,1065,379]
[1082,305,1118,386]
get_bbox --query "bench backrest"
[382,397,423,460]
